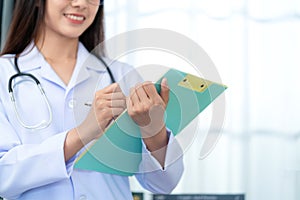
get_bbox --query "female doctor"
[0,0,183,199]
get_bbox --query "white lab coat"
[0,43,184,200]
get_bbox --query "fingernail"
[162,78,168,86]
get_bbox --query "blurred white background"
[1,0,299,199]
[104,0,300,200]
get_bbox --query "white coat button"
[68,99,76,108]
[79,195,87,200]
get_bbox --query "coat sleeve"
[111,62,184,193]
[0,99,76,199]
[135,130,184,194]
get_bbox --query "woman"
[0,0,183,199]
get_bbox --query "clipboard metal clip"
[178,74,212,93]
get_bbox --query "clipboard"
[74,68,227,176]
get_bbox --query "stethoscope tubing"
[8,55,115,130]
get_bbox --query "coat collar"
[18,42,107,73]
[16,42,107,90]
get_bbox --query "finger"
[103,92,126,100]
[126,96,133,111]
[160,78,169,104]
[114,84,122,92]
[142,82,158,99]
[103,83,120,94]
[95,98,126,109]
[130,87,140,105]
[111,107,126,118]
[97,107,124,120]
[135,83,149,102]
[110,99,126,108]
[94,92,125,109]
[94,84,121,101]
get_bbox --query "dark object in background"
[0,0,16,50]
[153,194,245,200]
[132,192,144,200]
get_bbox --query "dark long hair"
[0,0,105,56]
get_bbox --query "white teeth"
[66,14,84,21]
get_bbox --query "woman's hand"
[65,83,126,162]
[77,83,126,144]
[127,78,169,166]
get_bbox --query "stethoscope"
[8,55,115,130]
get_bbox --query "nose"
[69,0,88,8]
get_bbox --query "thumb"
[160,78,169,105]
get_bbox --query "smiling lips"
[64,13,85,23]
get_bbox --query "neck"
[36,35,78,61]
[35,33,79,85]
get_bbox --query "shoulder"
[0,55,15,100]
[0,54,15,73]
[0,42,36,71]
[0,53,15,61]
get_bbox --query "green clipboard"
[74,68,227,176]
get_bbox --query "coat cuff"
[140,128,182,172]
